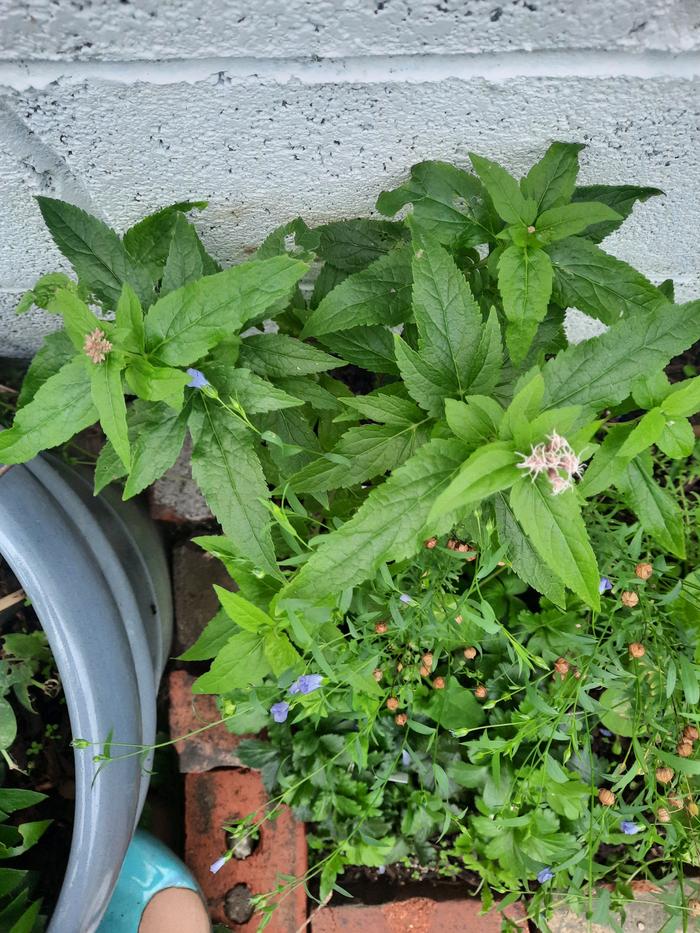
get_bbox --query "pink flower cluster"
[516,431,583,496]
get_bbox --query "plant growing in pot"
[3,142,700,929]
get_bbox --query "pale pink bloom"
[84,328,113,364]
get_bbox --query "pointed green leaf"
[617,455,686,558]
[317,326,398,374]
[662,376,700,418]
[0,358,96,464]
[468,308,503,396]
[315,219,408,272]
[572,184,663,243]
[189,396,277,576]
[49,288,101,351]
[91,355,130,470]
[498,245,553,362]
[509,478,600,609]
[444,396,503,446]
[122,400,189,499]
[114,284,145,353]
[17,330,75,408]
[124,358,190,410]
[302,247,412,338]
[123,200,211,281]
[393,334,451,416]
[429,441,520,523]
[617,408,666,462]
[238,333,343,377]
[469,153,536,226]
[263,633,302,676]
[178,609,233,661]
[338,393,423,426]
[215,586,274,632]
[192,631,270,694]
[224,369,303,414]
[535,202,621,244]
[521,142,585,213]
[36,196,152,308]
[656,418,695,459]
[160,213,205,295]
[145,256,307,366]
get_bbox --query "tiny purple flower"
[621,821,640,835]
[187,368,209,389]
[377,865,386,875]
[537,867,554,883]
[599,577,613,594]
[399,594,412,605]
[289,674,323,696]
[270,701,290,723]
[210,856,227,874]
[599,727,612,737]
[401,749,411,767]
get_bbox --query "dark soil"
[332,860,482,905]
[0,558,73,918]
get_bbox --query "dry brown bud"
[683,725,699,742]
[386,697,399,711]
[396,662,404,673]
[573,668,582,679]
[464,646,477,660]
[554,657,570,675]
[688,801,700,818]
[447,539,457,550]
[433,677,445,690]
[375,622,388,634]
[422,653,433,668]
[394,713,408,726]
[655,766,674,784]
[677,740,694,758]
[475,684,488,700]
[689,899,700,918]
[628,642,646,659]
[598,788,615,807]
[668,795,683,809]
[424,537,438,549]
[372,668,383,682]
[657,807,671,823]
[621,590,639,608]
[635,562,653,580]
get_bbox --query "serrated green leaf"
[444,396,503,446]
[494,493,566,606]
[192,631,270,694]
[16,271,78,314]
[616,455,686,558]
[542,300,700,413]
[223,369,303,414]
[547,237,665,325]
[317,326,398,374]
[393,333,451,416]
[656,417,695,459]
[0,357,96,464]
[263,633,302,676]
[255,217,318,262]
[114,283,145,354]
[284,438,466,601]
[662,376,700,418]
[189,396,277,576]
[94,439,127,494]
[238,333,343,377]
[49,288,101,351]
[535,202,621,244]
[17,330,75,408]
[215,586,274,632]
[178,609,233,661]
[145,256,307,366]
[429,441,520,523]
[469,153,536,226]
[521,142,585,213]
[91,355,130,469]
[468,307,503,396]
[377,160,494,246]
[509,478,600,609]
[338,392,423,426]
[617,408,666,462]
[122,400,189,499]
[498,245,553,362]
[124,358,190,410]
[315,218,407,272]
[36,196,153,308]
[572,184,663,242]
[160,213,205,295]
[122,200,211,281]
[302,247,412,338]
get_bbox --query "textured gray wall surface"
[1,1,699,356]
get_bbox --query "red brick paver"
[312,897,527,932]
[169,671,247,772]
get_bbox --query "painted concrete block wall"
[1,0,699,356]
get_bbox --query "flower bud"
[554,657,570,676]
[573,668,582,679]
[395,713,408,726]
[689,900,700,918]
[657,807,671,823]
[373,668,383,682]
[464,646,477,660]
[433,677,445,690]
[655,767,674,784]
[598,788,615,807]
[424,537,438,549]
[683,725,699,742]
[375,622,388,634]
[677,740,694,758]
[454,614,463,624]
[527,225,536,234]
[621,591,639,608]
[419,665,430,677]
[669,795,682,809]
[397,662,404,673]
[688,801,699,817]
[422,653,433,668]
[475,684,488,700]
[447,539,457,550]
[635,562,653,580]
[386,697,399,711]
[628,642,645,659]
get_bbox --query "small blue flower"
[401,749,411,767]
[599,577,613,594]
[599,727,612,737]
[187,368,209,389]
[621,821,640,835]
[399,594,412,605]
[210,856,227,874]
[270,701,290,723]
[537,867,554,883]
[289,674,323,696]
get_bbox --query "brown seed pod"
[621,590,639,608]
[447,539,457,550]
[655,766,674,784]
[668,795,683,809]
[683,725,699,742]
[386,697,399,711]
[433,677,445,690]
[554,657,570,676]
[419,665,430,677]
[464,646,477,660]
[424,537,438,549]
[372,668,383,682]
[688,801,700,818]
[657,807,671,823]
[598,788,615,807]
[422,653,433,668]
[628,642,646,659]
[375,622,388,634]
[635,562,653,580]
[677,740,694,758]
[474,684,488,700]
[573,668,582,679]
[689,899,700,918]
[396,662,404,673]
[395,713,408,727]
